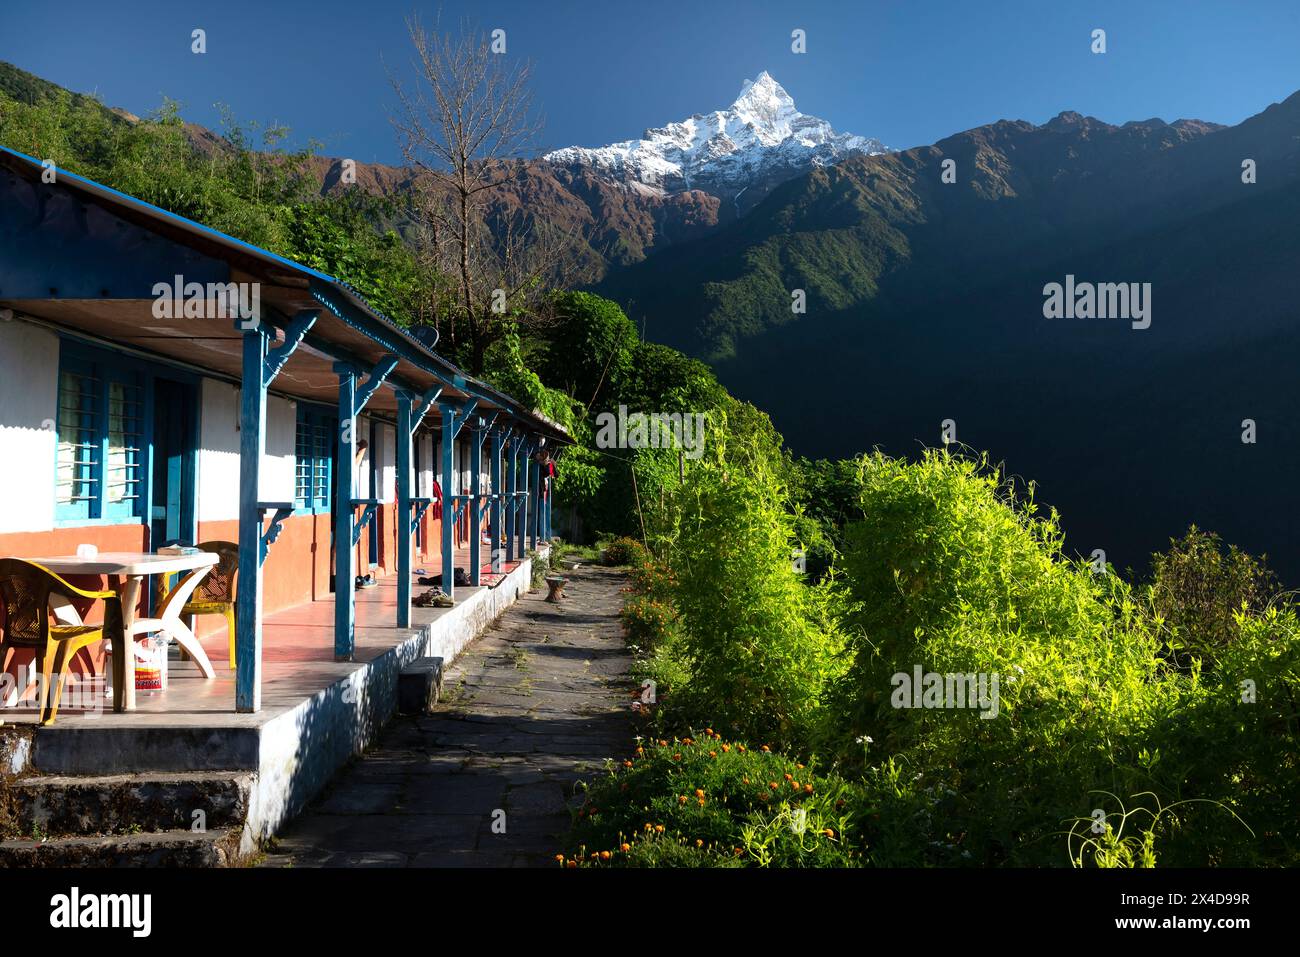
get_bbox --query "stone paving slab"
[260,563,633,868]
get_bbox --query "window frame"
[294,402,336,513]
[54,342,153,527]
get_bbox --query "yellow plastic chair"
[0,558,125,724]
[158,542,239,670]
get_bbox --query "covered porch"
[0,143,566,728]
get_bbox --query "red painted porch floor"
[1,548,524,729]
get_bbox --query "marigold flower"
[722,744,731,752]
[696,839,704,848]
[784,773,793,781]
[804,784,813,794]
[554,854,565,863]
[600,850,611,860]
[673,753,682,761]
[566,859,578,869]
[695,789,706,798]
[823,829,835,839]
[655,825,665,833]
[621,843,631,853]
[737,745,746,753]
[678,795,688,804]
[709,751,718,758]
[768,782,779,790]
[761,745,770,753]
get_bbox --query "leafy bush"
[565,731,868,867]
[1147,526,1281,670]
[665,455,853,747]
[602,536,641,566]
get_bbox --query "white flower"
[855,735,874,746]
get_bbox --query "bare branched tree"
[389,13,588,372]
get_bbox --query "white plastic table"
[26,551,219,712]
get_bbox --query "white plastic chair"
[128,566,217,679]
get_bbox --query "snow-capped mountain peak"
[545,72,889,213]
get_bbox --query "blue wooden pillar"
[396,393,412,625]
[440,403,455,600]
[517,441,531,557]
[505,434,518,562]
[235,311,315,712]
[333,356,398,660]
[528,454,540,550]
[469,414,494,586]
[490,428,504,572]
[436,399,478,601]
[333,365,358,660]
[396,386,440,628]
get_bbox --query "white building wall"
[0,320,58,533]
[196,379,295,522]
[377,423,395,504]
[418,435,434,497]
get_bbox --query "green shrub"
[602,536,642,566]
[665,457,853,747]
[1147,526,1281,670]
[565,732,868,867]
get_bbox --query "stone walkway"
[260,562,633,868]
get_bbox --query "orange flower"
[600,850,611,860]
[705,728,714,735]
[737,745,746,753]
[695,839,704,848]
[554,854,565,863]
[658,740,668,747]
[636,747,644,756]
[760,745,770,753]
[655,824,665,833]
[695,789,706,798]
[742,777,750,785]
[796,763,805,770]
[734,847,743,856]
[566,859,578,869]
[678,795,688,805]
[620,843,631,853]
[722,744,731,753]
[823,829,835,839]
[783,773,793,782]
[673,753,682,761]
[709,751,718,758]
[804,784,813,794]
[791,781,801,791]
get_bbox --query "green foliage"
[1147,525,1281,670]
[661,449,853,746]
[565,732,867,868]
[539,292,639,411]
[481,328,579,435]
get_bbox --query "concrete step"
[0,827,243,867]
[7,771,252,839]
[0,726,33,774]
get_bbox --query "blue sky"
[2,0,1298,164]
